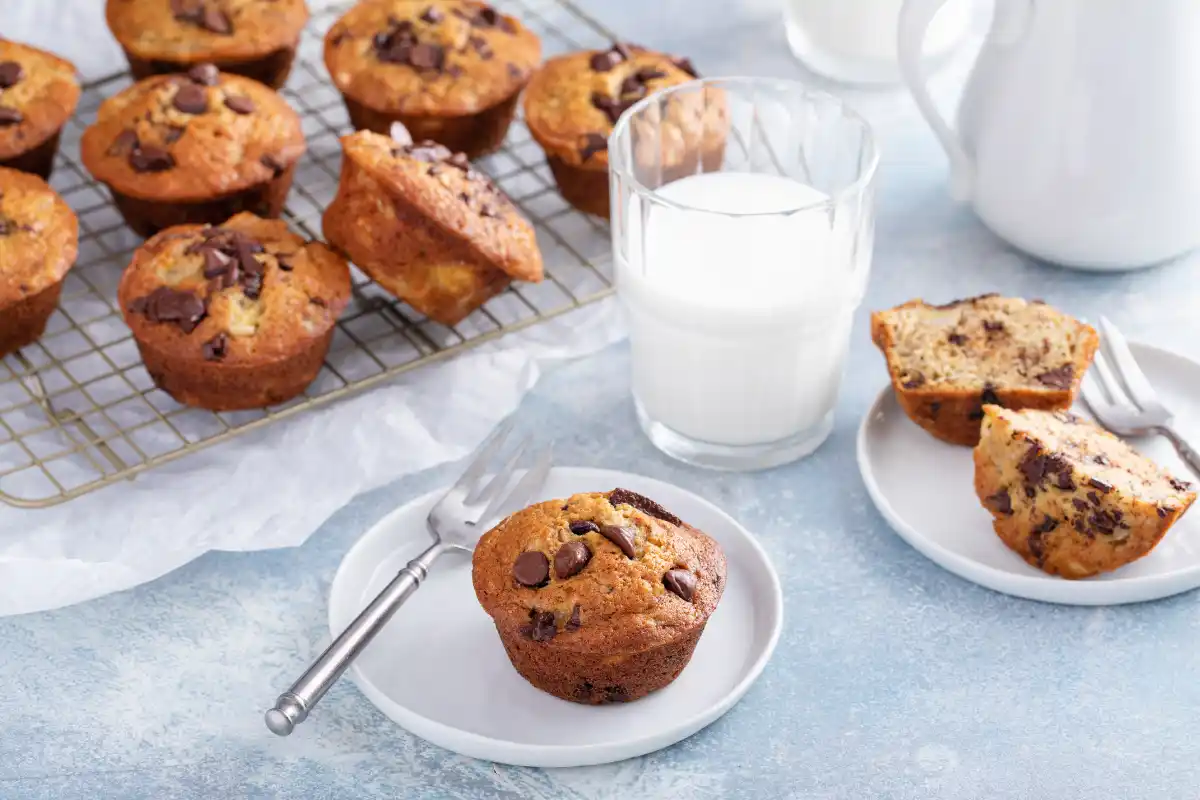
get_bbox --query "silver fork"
[1080,316,1200,477]
[264,420,552,736]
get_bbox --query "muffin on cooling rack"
[0,167,78,358]
[0,40,81,179]
[80,65,305,237]
[324,0,541,158]
[117,212,350,410]
[473,488,726,704]
[523,44,709,217]
[105,0,310,89]
[322,129,542,326]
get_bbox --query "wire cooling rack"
[0,0,617,507]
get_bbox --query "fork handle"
[1163,425,1200,479]
[264,540,447,736]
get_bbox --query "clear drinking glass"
[609,78,879,471]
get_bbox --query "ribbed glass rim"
[608,76,881,218]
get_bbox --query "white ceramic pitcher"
[899,0,1200,270]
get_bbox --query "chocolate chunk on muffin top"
[324,0,541,117]
[0,40,80,163]
[80,68,304,201]
[117,212,349,364]
[472,489,725,651]
[105,0,310,66]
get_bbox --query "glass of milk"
[785,0,973,85]
[609,78,879,471]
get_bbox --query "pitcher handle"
[898,0,974,201]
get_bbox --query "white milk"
[785,0,971,83]
[617,172,868,449]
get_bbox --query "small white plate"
[328,467,783,768]
[858,341,1200,606]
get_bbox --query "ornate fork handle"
[1162,425,1200,479]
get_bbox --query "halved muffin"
[871,294,1099,446]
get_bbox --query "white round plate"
[858,341,1200,605]
[329,467,783,768]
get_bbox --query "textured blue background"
[4,1,1200,797]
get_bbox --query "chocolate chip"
[947,332,968,346]
[520,609,556,642]
[671,56,698,77]
[572,132,607,162]
[599,524,636,559]
[1019,444,1048,485]
[202,332,228,361]
[223,95,255,115]
[1027,531,1046,564]
[663,568,697,601]
[471,7,501,27]
[1071,497,1088,512]
[1024,486,1037,498]
[902,372,925,390]
[130,287,206,333]
[1087,491,1102,506]
[1157,506,1169,518]
[1073,516,1089,536]
[1170,477,1192,492]
[987,490,1013,515]
[1036,364,1075,390]
[129,146,175,173]
[591,92,630,124]
[173,83,209,114]
[929,401,941,418]
[0,107,22,126]
[980,384,1001,407]
[565,604,581,631]
[410,43,446,71]
[275,253,294,271]
[468,35,493,59]
[162,126,185,144]
[107,129,139,156]
[983,320,1005,334]
[589,49,623,72]
[1088,477,1113,493]
[512,551,549,587]
[0,61,23,89]
[569,520,599,535]
[170,0,200,20]
[609,488,682,526]
[446,64,464,78]
[1093,454,1110,465]
[203,247,234,278]
[187,63,220,86]
[1055,470,1076,491]
[1034,515,1059,534]
[554,541,591,579]
[260,154,285,177]
[420,5,444,23]
[1089,509,1118,534]
[200,6,232,34]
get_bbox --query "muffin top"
[0,167,78,305]
[522,44,699,170]
[472,489,726,652]
[105,0,310,64]
[0,40,80,161]
[324,0,541,116]
[80,67,305,202]
[338,129,542,282]
[117,213,349,364]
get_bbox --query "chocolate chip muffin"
[0,40,81,179]
[0,167,78,357]
[324,0,541,158]
[322,129,542,326]
[523,44,709,217]
[80,66,305,237]
[975,406,1196,579]
[473,488,725,705]
[117,212,350,410]
[871,295,1100,447]
[105,0,310,89]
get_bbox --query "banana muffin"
[523,44,713,217]
[871,294,1100,446]
[324,0,541,158]
[975,406,1196,579]
[0,40,80,179]
[80,66,305,237]
[473,488,725,704]
[117,212,350,410]
[322,129,542,326]
[0,167,78,357]
[105,0,310,88]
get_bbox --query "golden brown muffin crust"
[324,0,541,117]
[80,69,305,202]
[105,0,310,64]
[0,167,78,305]
[338,130,542,282]
[473,489,726,654]
[117,212,349,365]
[0,40,80,161]
[522,45,699,170]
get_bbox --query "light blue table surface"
[5,1,1200,798]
